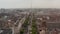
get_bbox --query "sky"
[0,0,60,8]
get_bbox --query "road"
[27,13,36,34]
[14,17,26,34]
[27,15,32,34]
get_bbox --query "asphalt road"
[14,17,26,34]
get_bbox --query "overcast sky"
[0,0,60,8]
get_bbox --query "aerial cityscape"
[0,8,60,34]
